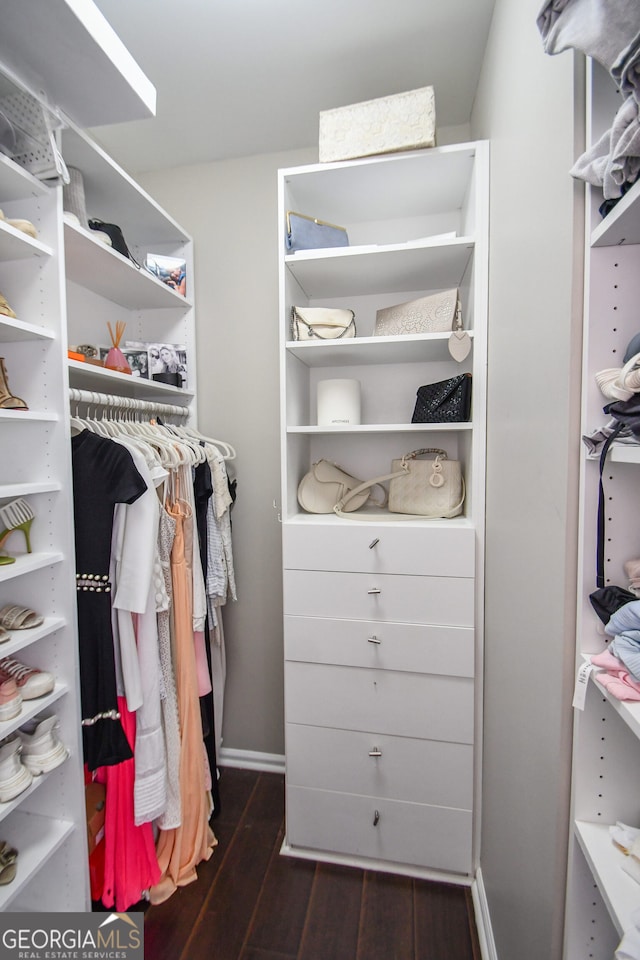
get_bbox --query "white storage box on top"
[318,86,436,164]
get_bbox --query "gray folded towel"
[537,0,640,71]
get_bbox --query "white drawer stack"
[283,521,476,874]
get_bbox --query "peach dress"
[149,497,217,904]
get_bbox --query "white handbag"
[333,449,465,520]
[297,460,385,514]
[291,307,356,341]
[374,289,461,337]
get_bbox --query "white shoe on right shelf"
[0,737,32,802]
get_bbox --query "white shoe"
[18,716,68,775]
[0,736,32,801]
[0,658,55,700]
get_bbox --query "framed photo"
[125,340,188,389]
[121,348,149,379]
[144,254,187,297]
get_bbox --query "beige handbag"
[374,289,461,337]
[297,460,385,514]
[334,448,465,519]
[291,306,356,341]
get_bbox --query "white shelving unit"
[278,143,489,880]
[565,60,640,958]
[0,2,195,913]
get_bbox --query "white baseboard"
[218,746,285,774]
[472,867,498,960]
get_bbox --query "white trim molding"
[472,867,498,960]
[218,747,286,774]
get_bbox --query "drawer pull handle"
[368,538,380,549]
[373,810,380,827]
[367,635,382,645]
[367,587,381,595]
[369,748,382,758]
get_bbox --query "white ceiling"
[90,0,496,175]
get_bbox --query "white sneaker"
[0,736,32,801]
[18,716,68,775]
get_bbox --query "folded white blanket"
[538,0,640,70]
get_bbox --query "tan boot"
[0,358,27,410]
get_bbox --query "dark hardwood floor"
[142,767,481,960]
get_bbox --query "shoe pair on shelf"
[0,498,35,566]
[0,357,27,412]
[0,210,37,240]
[0,657,55,720]
[0,716,68,802]
[0,841,18,885]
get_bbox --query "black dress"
[71,430,147,770]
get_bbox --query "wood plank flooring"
[142,767,481,960]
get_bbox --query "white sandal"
[0,605,44,630]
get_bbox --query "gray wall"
[471,1,583,958]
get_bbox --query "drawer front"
[285,662,474,743]
[286,785,472,874]
[286,723,473,809]
[285,615,474,677]
[283,570,474,626]
[283,522,475,577]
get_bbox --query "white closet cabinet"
[278,143,489,878]
[565,61,640,958]
[0,3,194,912]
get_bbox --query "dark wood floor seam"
[177,774,265,960]
[236,826,292,958]
[353,869,369,960]
[294,859,320,957]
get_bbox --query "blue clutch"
[285,211,349,253]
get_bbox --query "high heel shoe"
[0,498,35,563]
[0,358,27,411]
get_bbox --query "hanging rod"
[69,388,190,419]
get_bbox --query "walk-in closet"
[2,1,638,959]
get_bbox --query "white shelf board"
[0,409,57,423]
[288,422,473,435]
[0,155,48,202]
[285,511,475,528]
[610,444,640,465]
[0,552,64,583]
[0,0,155,126]
[0,316,55,343]
[0,763,63,826]
[592,177,640,248]
[0,811,74,910]
[590,669,640,743]
[68,360,194,404]
[61,125,190,246]
[286,332,474,367]
[64,220,192,309]
[0,617,66,660]
[286,239,474,299]
[0,482,61,499]
[0,221,52,262]
[0,682,68,744]
[574,820,640,937]
[282,145,477,223]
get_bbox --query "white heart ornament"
[448,331,471,362]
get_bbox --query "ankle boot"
[0,358,27,411]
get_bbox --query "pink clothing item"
[592,651,640,700]
[194,629,213,698]
[94,698,161,911]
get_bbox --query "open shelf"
[0,811,74,910]
[575,820,639,938]
[0,552,64,583]
[286,332,474,367]
[68,358,194,402]
[287,422,473,435]
[0,316,55,343]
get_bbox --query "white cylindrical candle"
[317,379,361,425]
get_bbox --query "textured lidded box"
[319,86,436,163]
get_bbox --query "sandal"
[0,841,18,885]
[0,605,44,630]
[0,627,9,643]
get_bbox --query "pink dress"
[149,498,217,904]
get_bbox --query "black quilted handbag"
[411,373,472,423]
